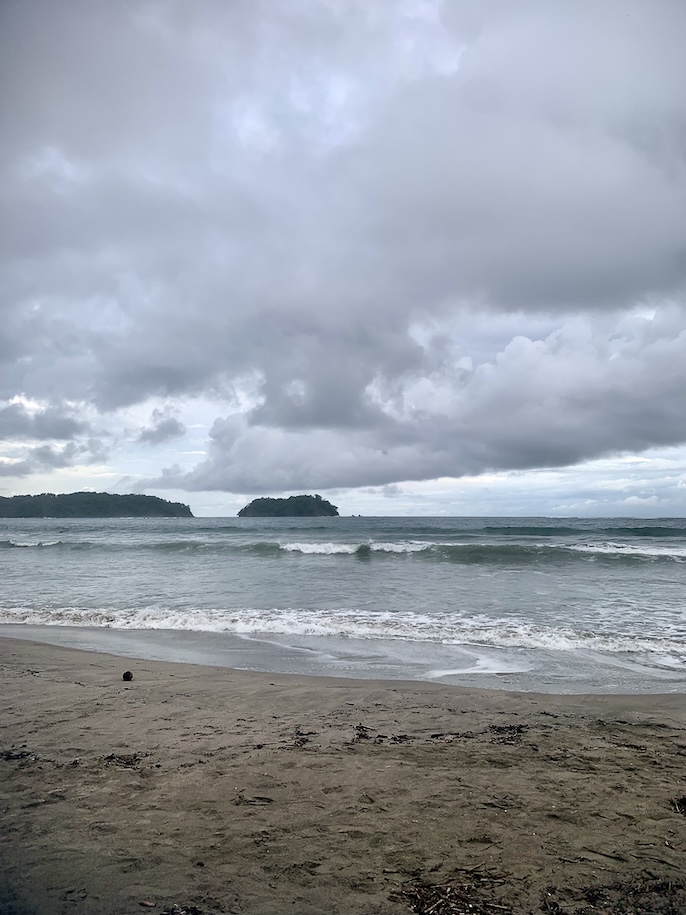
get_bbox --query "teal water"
[1,516,685,693]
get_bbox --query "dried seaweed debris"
[390,869,513,915]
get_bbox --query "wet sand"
[1,637,686,914]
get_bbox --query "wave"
[280,540,686,563]
[281,540,430,556]
[482,525,584,537]
[565,541,686,560]
[482,524,686,539]
[2,536,685,562]
[1,604,683,661]
[606,525,686,538]
[0,539,66,549]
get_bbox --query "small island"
[238,494,339,518]
[0,492,193,518]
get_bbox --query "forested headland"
[0,492,193,518]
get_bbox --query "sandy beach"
[1,637,685,915]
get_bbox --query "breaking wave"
[2,536,685,563]
[1,604,684,663]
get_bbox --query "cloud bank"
[1,1,685,509]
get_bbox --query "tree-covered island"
[238,494,339,517]
[0,492,193,518]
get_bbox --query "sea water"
[1,516,685,693]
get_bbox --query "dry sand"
[1,637,685,915]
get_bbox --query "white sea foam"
[281,542,359,554]
[426,657,531,678]
[567,540,686,560]
[5,539,63,548]
[369,541,433,553]
[281,540,435,554]
[1,604,683,663]
[277,539,686,561]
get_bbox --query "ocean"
[1,515,685,694]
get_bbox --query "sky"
[1,0,686,517]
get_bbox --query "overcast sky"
[2,0,686,516]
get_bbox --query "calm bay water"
[1,516,685,693]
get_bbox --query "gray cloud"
[1,1,686,496]
[137,409,186,445]
[0,439,107,477]
[0,403,86,440]
[146,307,686,492]
[0,399,109,477]
[0,460,31,478]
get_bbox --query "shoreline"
[3,623,685,696]
[2,636,686,914]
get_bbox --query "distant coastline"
[238,494,339,517]
[0,492,193,518]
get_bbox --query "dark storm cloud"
[1,1,686,493]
